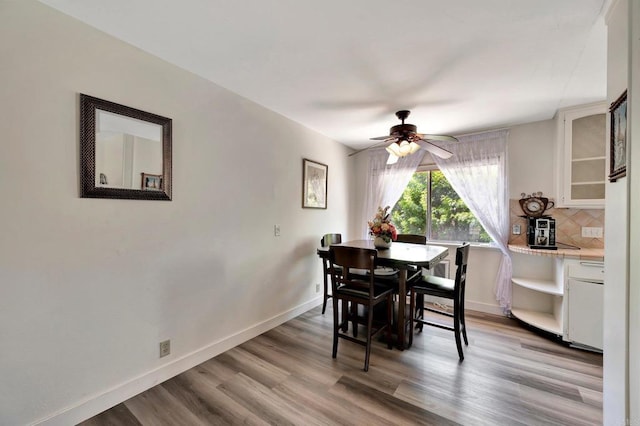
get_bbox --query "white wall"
[508,119,557,200]
[0,2,352,425]
[630,1,640,422]
[604,0,630,423]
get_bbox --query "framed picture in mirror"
[80,94,172,200]
[141,173,163,191]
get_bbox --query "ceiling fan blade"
[416,140,453,159]
[417,134,459,143]
[370,135,397,141]
[347,139,394,157]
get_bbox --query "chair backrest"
[321,233,342,247]
[454,243,471,292]
[395,234,426,244]
[329,246,377,299]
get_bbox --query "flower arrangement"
[368,206,398,243]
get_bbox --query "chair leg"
[408,289,415,348]
[332,296,340,359]
[351,302,359,338]
[460,294,468,346]
[416,293,424,332]
[453,298,464,361]
[386,295,393,350]
[341,299,348,332]
[322,274,329,314]
[364,303,374,372]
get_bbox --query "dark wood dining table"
[317,239,449,350]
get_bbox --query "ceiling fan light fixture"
[408,141,421,154]
[385,140,421,158]
[385,141,402,157]
[352,110,456,161]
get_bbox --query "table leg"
[322,260,329,314]
[397,269,407,350]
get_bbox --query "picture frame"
[302,158,328,209]
[141,173,163,191]
[609,90,627,182]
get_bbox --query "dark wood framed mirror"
[80,94,172,200]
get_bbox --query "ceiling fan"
[349,110,457,164]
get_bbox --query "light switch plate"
[581,227,604,238]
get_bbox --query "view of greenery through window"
[391,171,491,243]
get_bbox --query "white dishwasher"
[565,260,604,351]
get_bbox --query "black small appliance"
[527,217,557,250]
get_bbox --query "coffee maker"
[527,217,557,250]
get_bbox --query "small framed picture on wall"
[302,158,328,209]
[609,90,627,182]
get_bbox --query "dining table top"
[317,239,449,270]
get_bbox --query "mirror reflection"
[95,110,163,190]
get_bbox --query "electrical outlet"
[512,224,521,235]
[274,224,281,237]
[315,283,320,293]
[159,340,170,358]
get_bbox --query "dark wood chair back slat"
[321,233,342,247]
[329,246,377,299]
[395,234,427,244]
[319,233,343,314]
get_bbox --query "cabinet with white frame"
[555,102,607,208]
[510,247,604,350]
[511,252,565,335]
[563,259,604,351]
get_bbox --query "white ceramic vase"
[373,236,391,249]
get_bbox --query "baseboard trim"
[465,300,505,316]
[424,296,505,316]
[34,296,323,426]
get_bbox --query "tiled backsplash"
[509,199,604,249]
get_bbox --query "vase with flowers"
[368,206,398,249]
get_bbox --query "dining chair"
[328,245,394,371]
[395,234,427,244]
[409,243,470,360]
[320,233,342,314]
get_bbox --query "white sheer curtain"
[360,149,425,239]
[432,130,512,311]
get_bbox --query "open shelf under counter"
[511,277,562,295]
[510,308,562,336]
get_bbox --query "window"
[391,170,491,243]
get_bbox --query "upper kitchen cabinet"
[556,102,607,208]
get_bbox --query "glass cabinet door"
[557,103,606,208]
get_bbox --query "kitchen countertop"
[508,244,604,261]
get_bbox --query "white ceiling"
[40,0,608,150]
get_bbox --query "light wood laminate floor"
[81,306,603,425]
